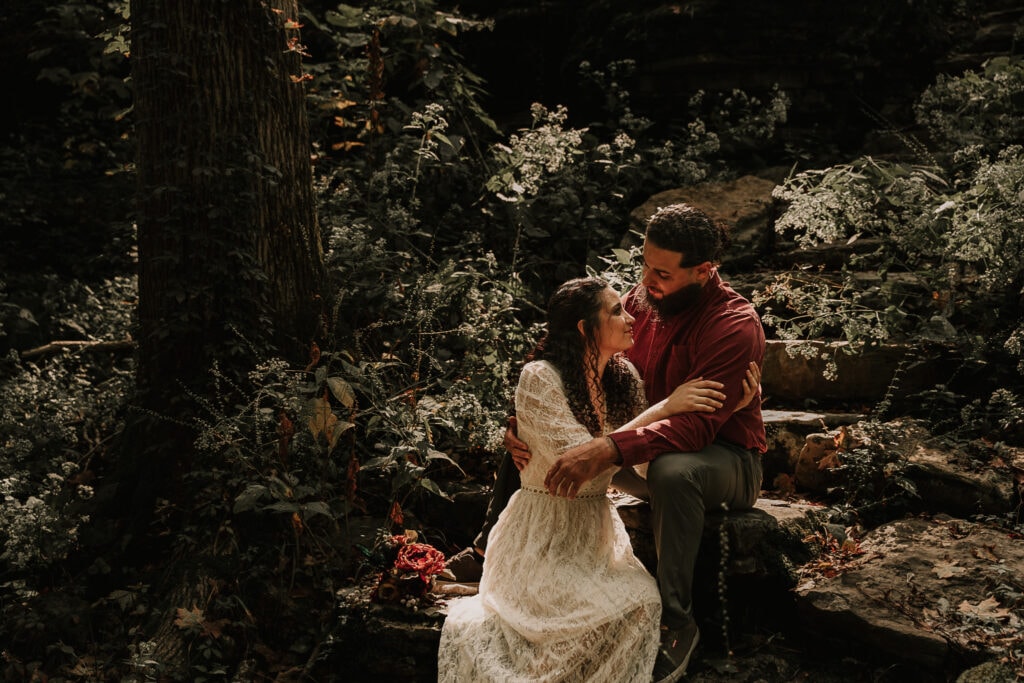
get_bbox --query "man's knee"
[647,453,705,497]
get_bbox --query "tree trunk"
[128,0,324,507]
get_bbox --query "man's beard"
[637,283,703,318]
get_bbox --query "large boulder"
[625,174,780,263]
[761,339,961,409]
[795,515,1024,674]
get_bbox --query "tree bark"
[129,0,324,504]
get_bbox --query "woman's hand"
[664,378,726,415]
[662,361,762,416]
[736,361,762,410]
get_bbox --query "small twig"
[19,339,135,360]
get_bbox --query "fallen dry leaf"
[932,559,968,579]
[971,544,999,562]
[174,605,205,631]
[958,596,1011,621]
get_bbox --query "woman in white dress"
[437,277,742,682]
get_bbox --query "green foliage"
[484,62,789,284]
[487,103,586,203]
[686,86,791,158]
[0,276,134,572]
[304,4,792,532]
[1,0,134,276]
[301,0,498,262]
[915,57,1024,155]
[762,148,1024,354]
[759,60,1024,442]
[302,0,498,145]
[326,253,541,502]
[22,0,1013,679]
[824,421,921,524]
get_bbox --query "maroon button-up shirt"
[608,270,767,468]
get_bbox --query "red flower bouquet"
[394,542,446,584]
[372,532,447,604]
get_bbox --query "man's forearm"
[606,436,623,465]
[569,435,619,468]
[608,413,718,467]
[545,435,620,497]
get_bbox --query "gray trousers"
[474,440,762,629]
[611,440,762,629]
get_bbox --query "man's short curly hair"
[645,203,731,267]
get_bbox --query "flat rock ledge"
[796,515,1024,676]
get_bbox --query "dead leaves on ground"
[174,604,230,639]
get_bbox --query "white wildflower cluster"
[772,164,885,248]
[754,271,892,384]
[406,102,451,162]
[1005,324,1024,375]
[719,86,789,141]
[124,639,162,682]
[1,341,130,572]
[915,58,1024,152]
[0,463,90,570]
[486,103,585,202]
[944,146,1024,294]
[881,174,947,259]
[612,132,635,153]
[421,384,507,452]
[647,140,709,188]
[688,86,789,147]
[594,132,639,167]
[36,273,136,344]
[988,389,1024,433]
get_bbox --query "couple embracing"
[438,203,767,683]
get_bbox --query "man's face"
[639,240,710,315]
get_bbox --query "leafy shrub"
[915,57,1024,155]
[2,0,134,277]
[823,421,921,525]
[0,276,134,572]
[759,60,1024,443]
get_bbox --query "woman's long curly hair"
[528,277,645,435]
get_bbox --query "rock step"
[614,493,821,580]
[761,338,960,407]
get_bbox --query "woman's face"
[592,286,635,357]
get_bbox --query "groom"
[447,203,766,683]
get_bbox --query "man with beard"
[443,203,766,683]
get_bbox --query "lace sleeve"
[514,361,595,454]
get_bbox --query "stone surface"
[761,339,960,407]
[907,442,1019,516]
[795,515,1024,673]
[625,174,781,257]
[332,431,1023,681]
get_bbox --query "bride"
[437,276,755,682]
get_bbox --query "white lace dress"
[437,360,661,682]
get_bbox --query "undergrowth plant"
[757,58,1024,442]
[826,422,921,525]
[0,276,134,573]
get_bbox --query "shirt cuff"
[608,430,649,469]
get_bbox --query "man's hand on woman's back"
[504,416,531,471]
